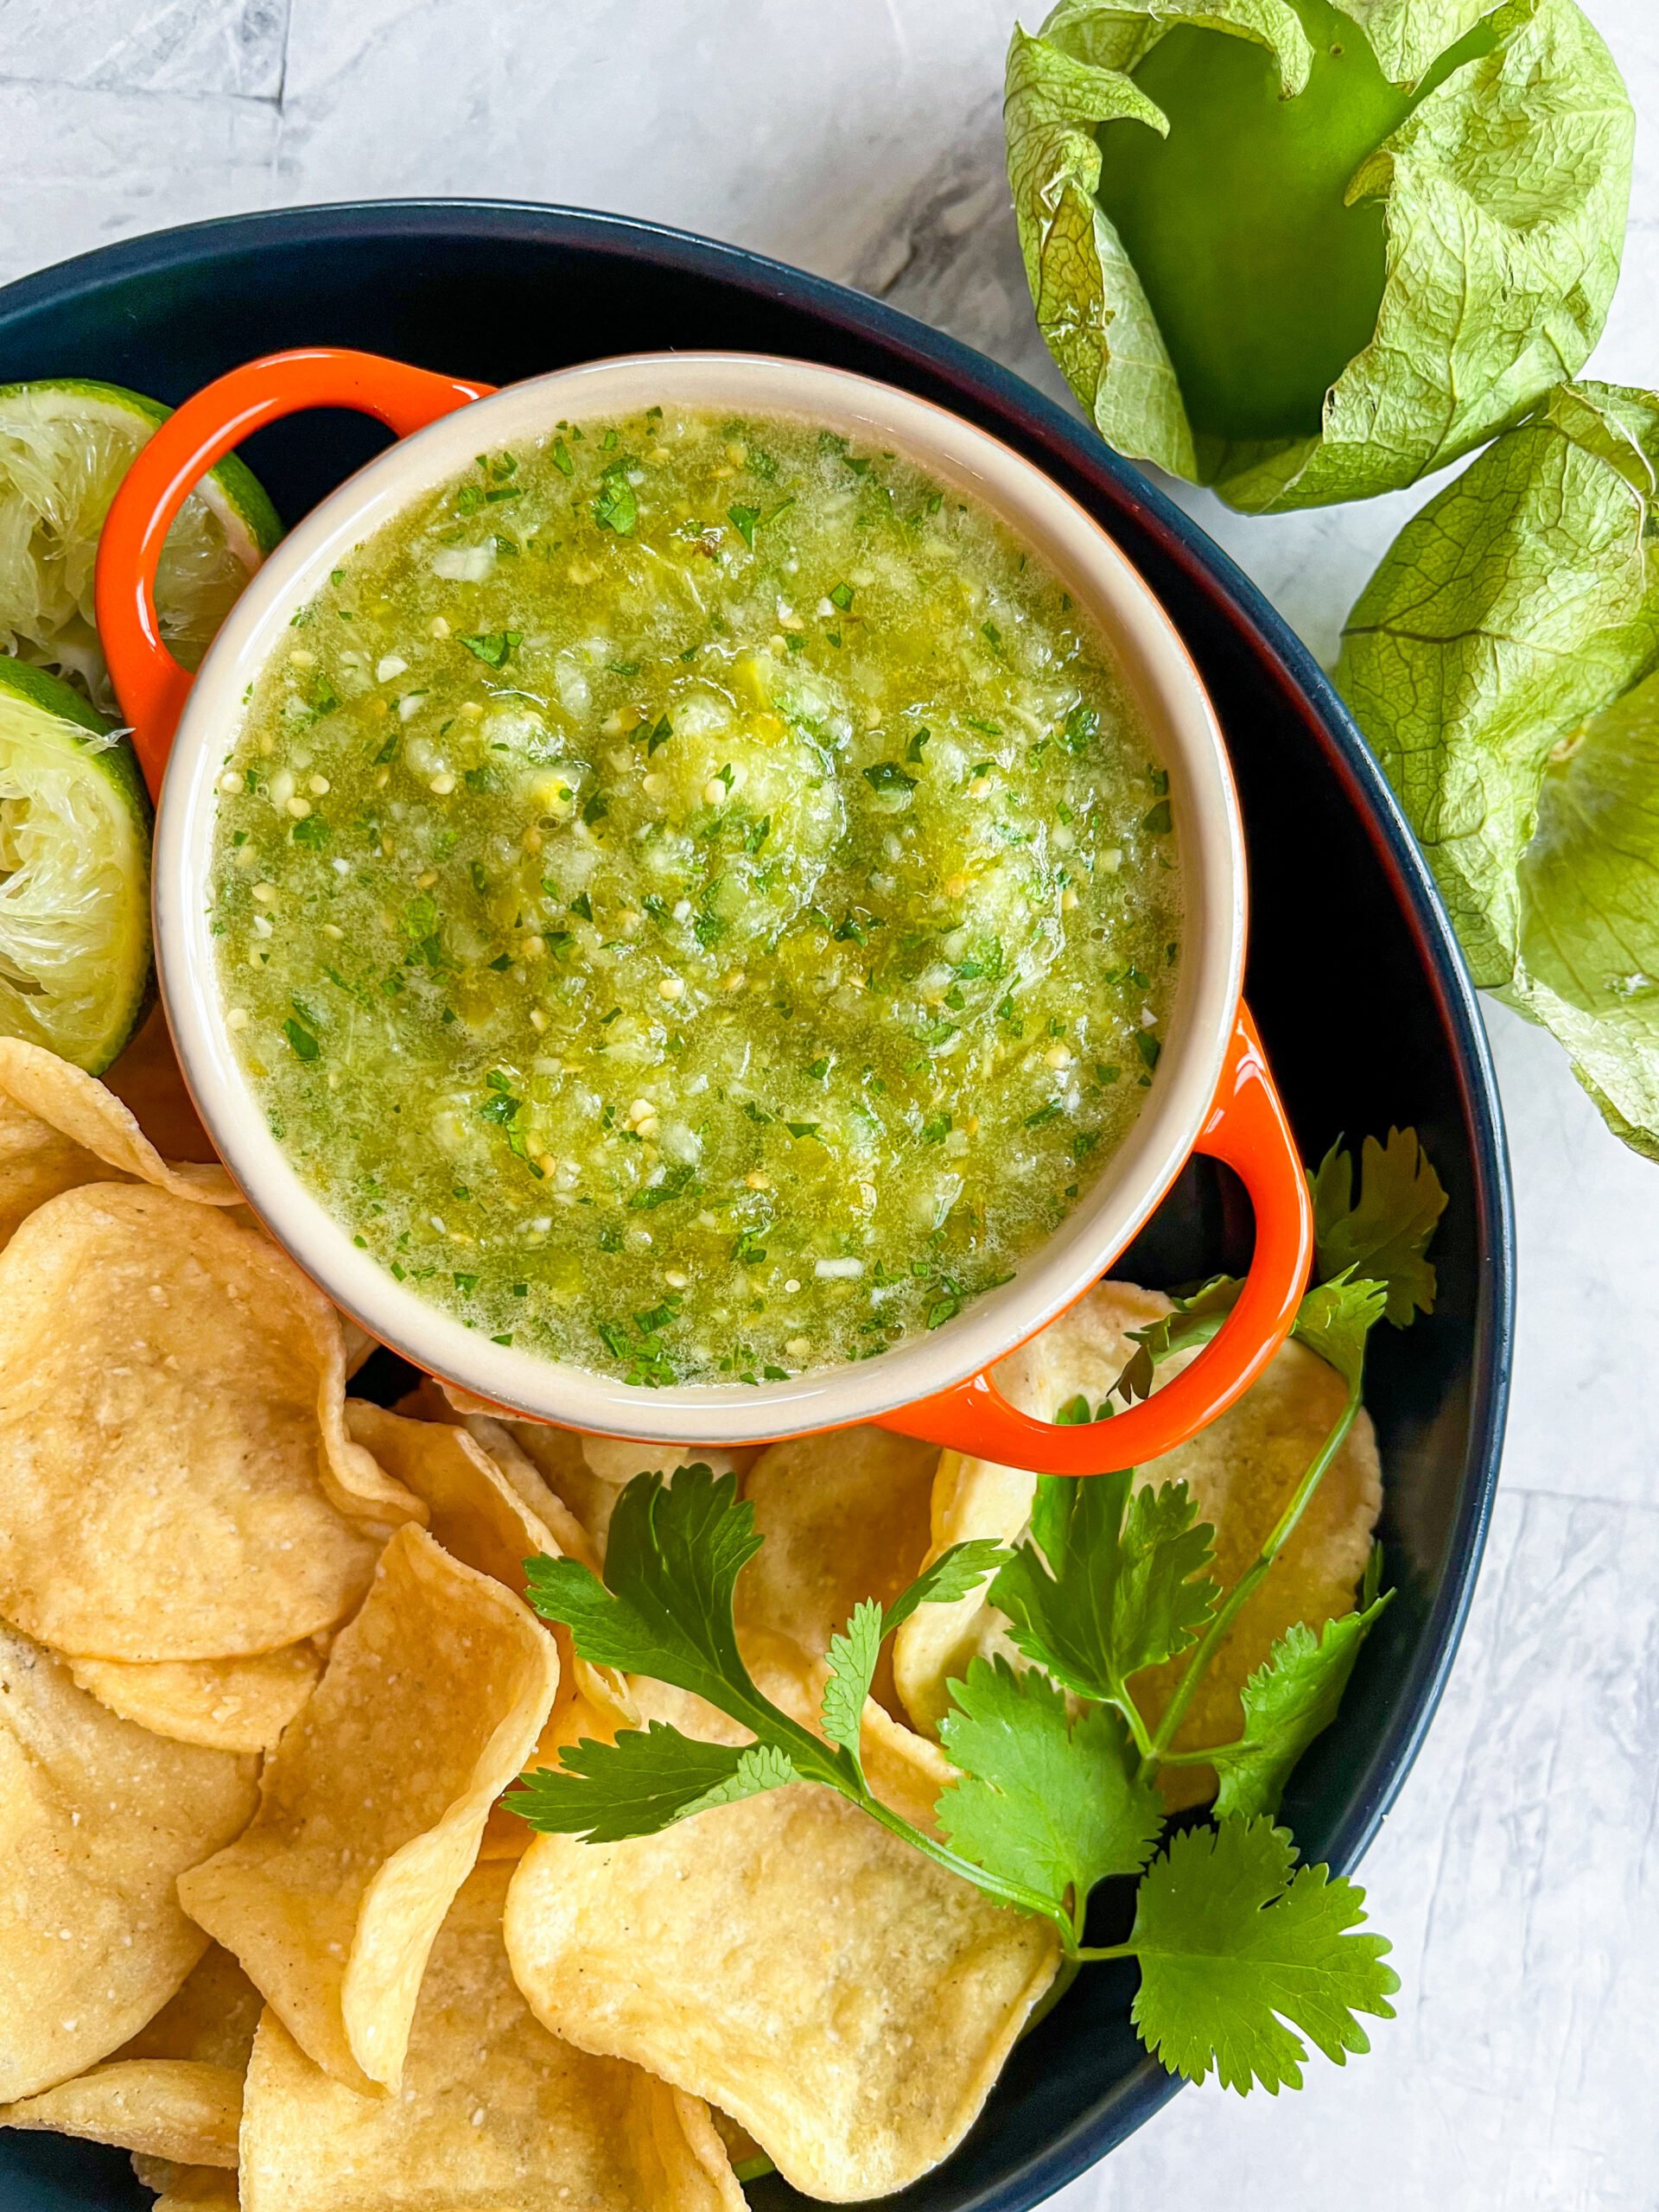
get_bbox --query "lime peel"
[0,657,153,1073]
[0,376,281,713]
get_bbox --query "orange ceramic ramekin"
[96,346,1312,1476]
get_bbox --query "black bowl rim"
[0,198,1515,2202]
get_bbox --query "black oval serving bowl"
[0,202,1513,2212]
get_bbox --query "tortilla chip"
[737,1427,938,1718]
[467,1416,603,1560]
[467,1408,748,1564]
[581,1435,760,1484]
[345,1402,561,1597]
[429,1386,758,1489]
[710,2110,766,2174]
[0,1184,422,1663]
[340,1321,378,1378]
[102,1007,220,1166]
[7,1930,260,2152]
[70,1647,322,1754]
[161,2176,239,2211]
[394,1385,603,1567]
[118,1942,264,2072]
[888,1281,1382,1809]
[177,1525,559,2094]
[504,1694,1057,2200]
[391,1376,454,1424]
[480,1662,647,1865]
[493,1423,626,1556]
[0,1624,257,2103]
[351,1400,632,1737]
[0,2059,241,2166]
[2,1931,264,2166]
[135,2160,240,2212]
[240,1864,742,2212]
[0,1037,236,1250]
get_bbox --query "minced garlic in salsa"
[210,407,1180,1386]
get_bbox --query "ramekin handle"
[875,1004,1313,1475]
[95,346,493,797]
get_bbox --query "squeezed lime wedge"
[0,656,154,1071]
[0,377,282,713]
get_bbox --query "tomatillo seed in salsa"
[209,407,1181,1386]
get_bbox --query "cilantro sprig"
[515,1459,1395,2089]
[514,1128,1437,2094]
[515,1472,1057,1923]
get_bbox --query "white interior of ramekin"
[156,353,1244,1443]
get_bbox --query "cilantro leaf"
[1111,1344,1155,1405]
[1209,1592,1394,1821]
[1129,1271,1386,1397]
[1115,1274,1243,1402]
[1290,1274,1388,1391]
[460,629,520,669]
[994,1471,1218,1713]
[524,1468,858,1819]
[509,1723,791,1842]
[818,1544,1010,1769]
[628,1162,696,1211]
[1128,1817,1398,2094]
[1059,702,1098,753]
[821,1598,883,1764]
[689,1740,798,1810]
[524,1465,764,1718]
[937,1657,1163,1910]
[1310,1129,1446,1326]
[522,1552,681,1676]
[1123,1126,1438,1405]
[1126,1274,1240,1365]
[881,1539,1009,1637]
[594,463,638,535]
[862,762,917,793]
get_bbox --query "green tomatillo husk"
[1337,380,1659,1158]
[1005,0,1632,513]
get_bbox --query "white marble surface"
[2,2,1656,2202]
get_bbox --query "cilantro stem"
[1142,1382,1361,1768]
[1012,1821,1101,2028]
[1073,1942,1135,1963]
[1114,1689,1156,1764]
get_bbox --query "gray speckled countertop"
[3,3,1656,2201]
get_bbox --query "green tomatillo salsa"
[209,406,1181,1386]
